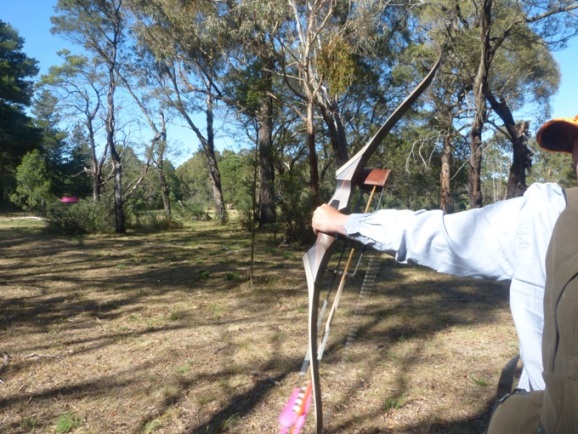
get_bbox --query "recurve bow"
[282,53,442,434]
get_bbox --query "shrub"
[45,199,114,234]
[130,211,183,232]
[172,199,211,221]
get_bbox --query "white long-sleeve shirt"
[344,182,567,391]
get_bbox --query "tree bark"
[104,48,125,233]
[204,93,227,224]
[506,120,532,198]
[486,92,533,198]
[440,131,454,214]
[468,122,484,208]
[318,92,349,168]
[306,101,320,206]
[257,64,276,227]
[468,0,493,209]
[157,115,171,218]
[111,155,125,233]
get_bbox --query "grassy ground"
[0,216,518,433]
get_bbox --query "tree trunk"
[307,101,320,206]
[107,80,125,232]
[111,153,125,233]
[205,93,227,224]
[486,92,533,198]
[505,120,532,198]
[157,158,171,218]
[90,159,101,202]
[257,66,276,227]
[157,114,171,218]
[86,120,103,202]
[440,131,454,214]
[468,0,493,209]
[318,93,349,168]
[468,125,484,208]
[166,64,227,224]
[155,155,171,218]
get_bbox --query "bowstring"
[340,179,387,365]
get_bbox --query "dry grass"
[0,216,517,433]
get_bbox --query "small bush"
[173,199,211,221]
[45,199,114,234]
[130,211,183,232]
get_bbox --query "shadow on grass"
[0,225,514,433]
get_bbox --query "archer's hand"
[312,204,349,236]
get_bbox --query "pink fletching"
[279,388,301,433]
[279,386,313,434]
[292,392,311,434]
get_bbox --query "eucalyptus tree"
[52,0,129,233]
[175,151,213,208]
[469,0,577,203]
[38,51,107,202]
[220,1,290,227]
[127,0,230,224]
[268,0,418,206]
[529,145,577,187]
[115,46,173,218]
[273,0,355,206]
[481,0,578,198]
[9,149,52,211]
[484,27,559,199]
[421,0,578,207]
[426,66,468,213]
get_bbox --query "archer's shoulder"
[524,182,565,199]
[524,182,566,209]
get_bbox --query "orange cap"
[536,115,578,153]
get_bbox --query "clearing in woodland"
[0,217,518,433]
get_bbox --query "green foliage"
[130,211,183,232]
[175,149,254,221]
[10,150,53,211]
[220,150,254,208]
[318,33,358,96]
[172,199,211,221]
[32,90,93,199]
[224,59,272,116]
[276,166,316,243]
[54,412,81,434]
[45,199,114,234]
[175,152,213,208]
[0,20,38,106]
[528,143,577,188]
[372,129,447,211]
[0,20,42,205]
